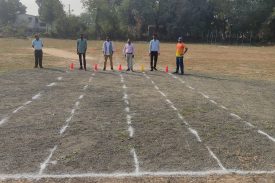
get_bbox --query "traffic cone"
[141,64,145,72]
[118,64,122,71]
[94,64,98,71]
[165,66,169,73]
[70,63,74,71]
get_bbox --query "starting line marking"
[1,169,275,180]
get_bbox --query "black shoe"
[126,68,130,71]
[154,67,158,71]
[150,68,154,71]
[111,68,114,70]
[103,68,106,71]
[79,67,83,70]
[181,73,184,75]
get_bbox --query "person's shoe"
[79,67,83,70]
[150,68,154,71]
[154,67,158,71]
[126,68,130,71]
[181,72,184,75]
[111,68,114,71]
[103,68,106,71]
[34,66,38,68]
[173,72,178,74]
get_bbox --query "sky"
[20,0,85,16]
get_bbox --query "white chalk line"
[220,105,228,110]
[12,106,24,114]
[83,85,89,90]
[144,73,226,169]
[128,126,134,138]
[198,92,210,99]
[1,169,275,180]
[23,101,32,105]
[79,95,84,100]
[206,146,226,171]
[32,93,42,100]
[169,74,275,143]
[258,130,275,142]
[131,149,140,174]
[120,73,139,172]
[230,113,242,120]
[57,77,63,81]
[47,82,57,87]
[0,117,9,126]
[188,128,202,142]
[127,115,132,125]
[39,146,57,175]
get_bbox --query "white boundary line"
[1,169,275,180]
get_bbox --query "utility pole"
[69,4,71,16]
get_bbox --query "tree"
[36,0,65,31]
[0,0,26,26]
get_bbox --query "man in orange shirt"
[174,37,188,75]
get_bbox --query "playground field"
[0,38,275,182]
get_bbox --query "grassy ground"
[1,38,275,81]
[0,38,275,182]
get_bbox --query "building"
[14,14,46,33]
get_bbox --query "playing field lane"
[178,73,275,142]
[0,69,67,117]
[122,72,219,172]
[45,72,134,174]
[149,72,275,170]
[0,71,91,174]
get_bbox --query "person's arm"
[102,42,105,55]
[111,42,115,55]
[184,47,188,54]
[149,40,152,55]
[84,40,87,53]
[123,44,126,56]
[77,40,79,54]
[158,40,160,55]
[132,44,135,58]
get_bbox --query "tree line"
[0,0,274,43]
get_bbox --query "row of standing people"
[32,34,188,74]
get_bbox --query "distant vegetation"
[0,0,274,43]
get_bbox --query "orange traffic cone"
[94,64,98,71]
[165,66,169,73]
[70,63,74,71]
[118,64,122,71]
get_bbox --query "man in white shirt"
[123,39,135,71]
[102,36,115,71]
[149,34,160,71]
[32,34,43,68]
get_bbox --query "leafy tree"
[0,0,26,25]
[36,0,65,30]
